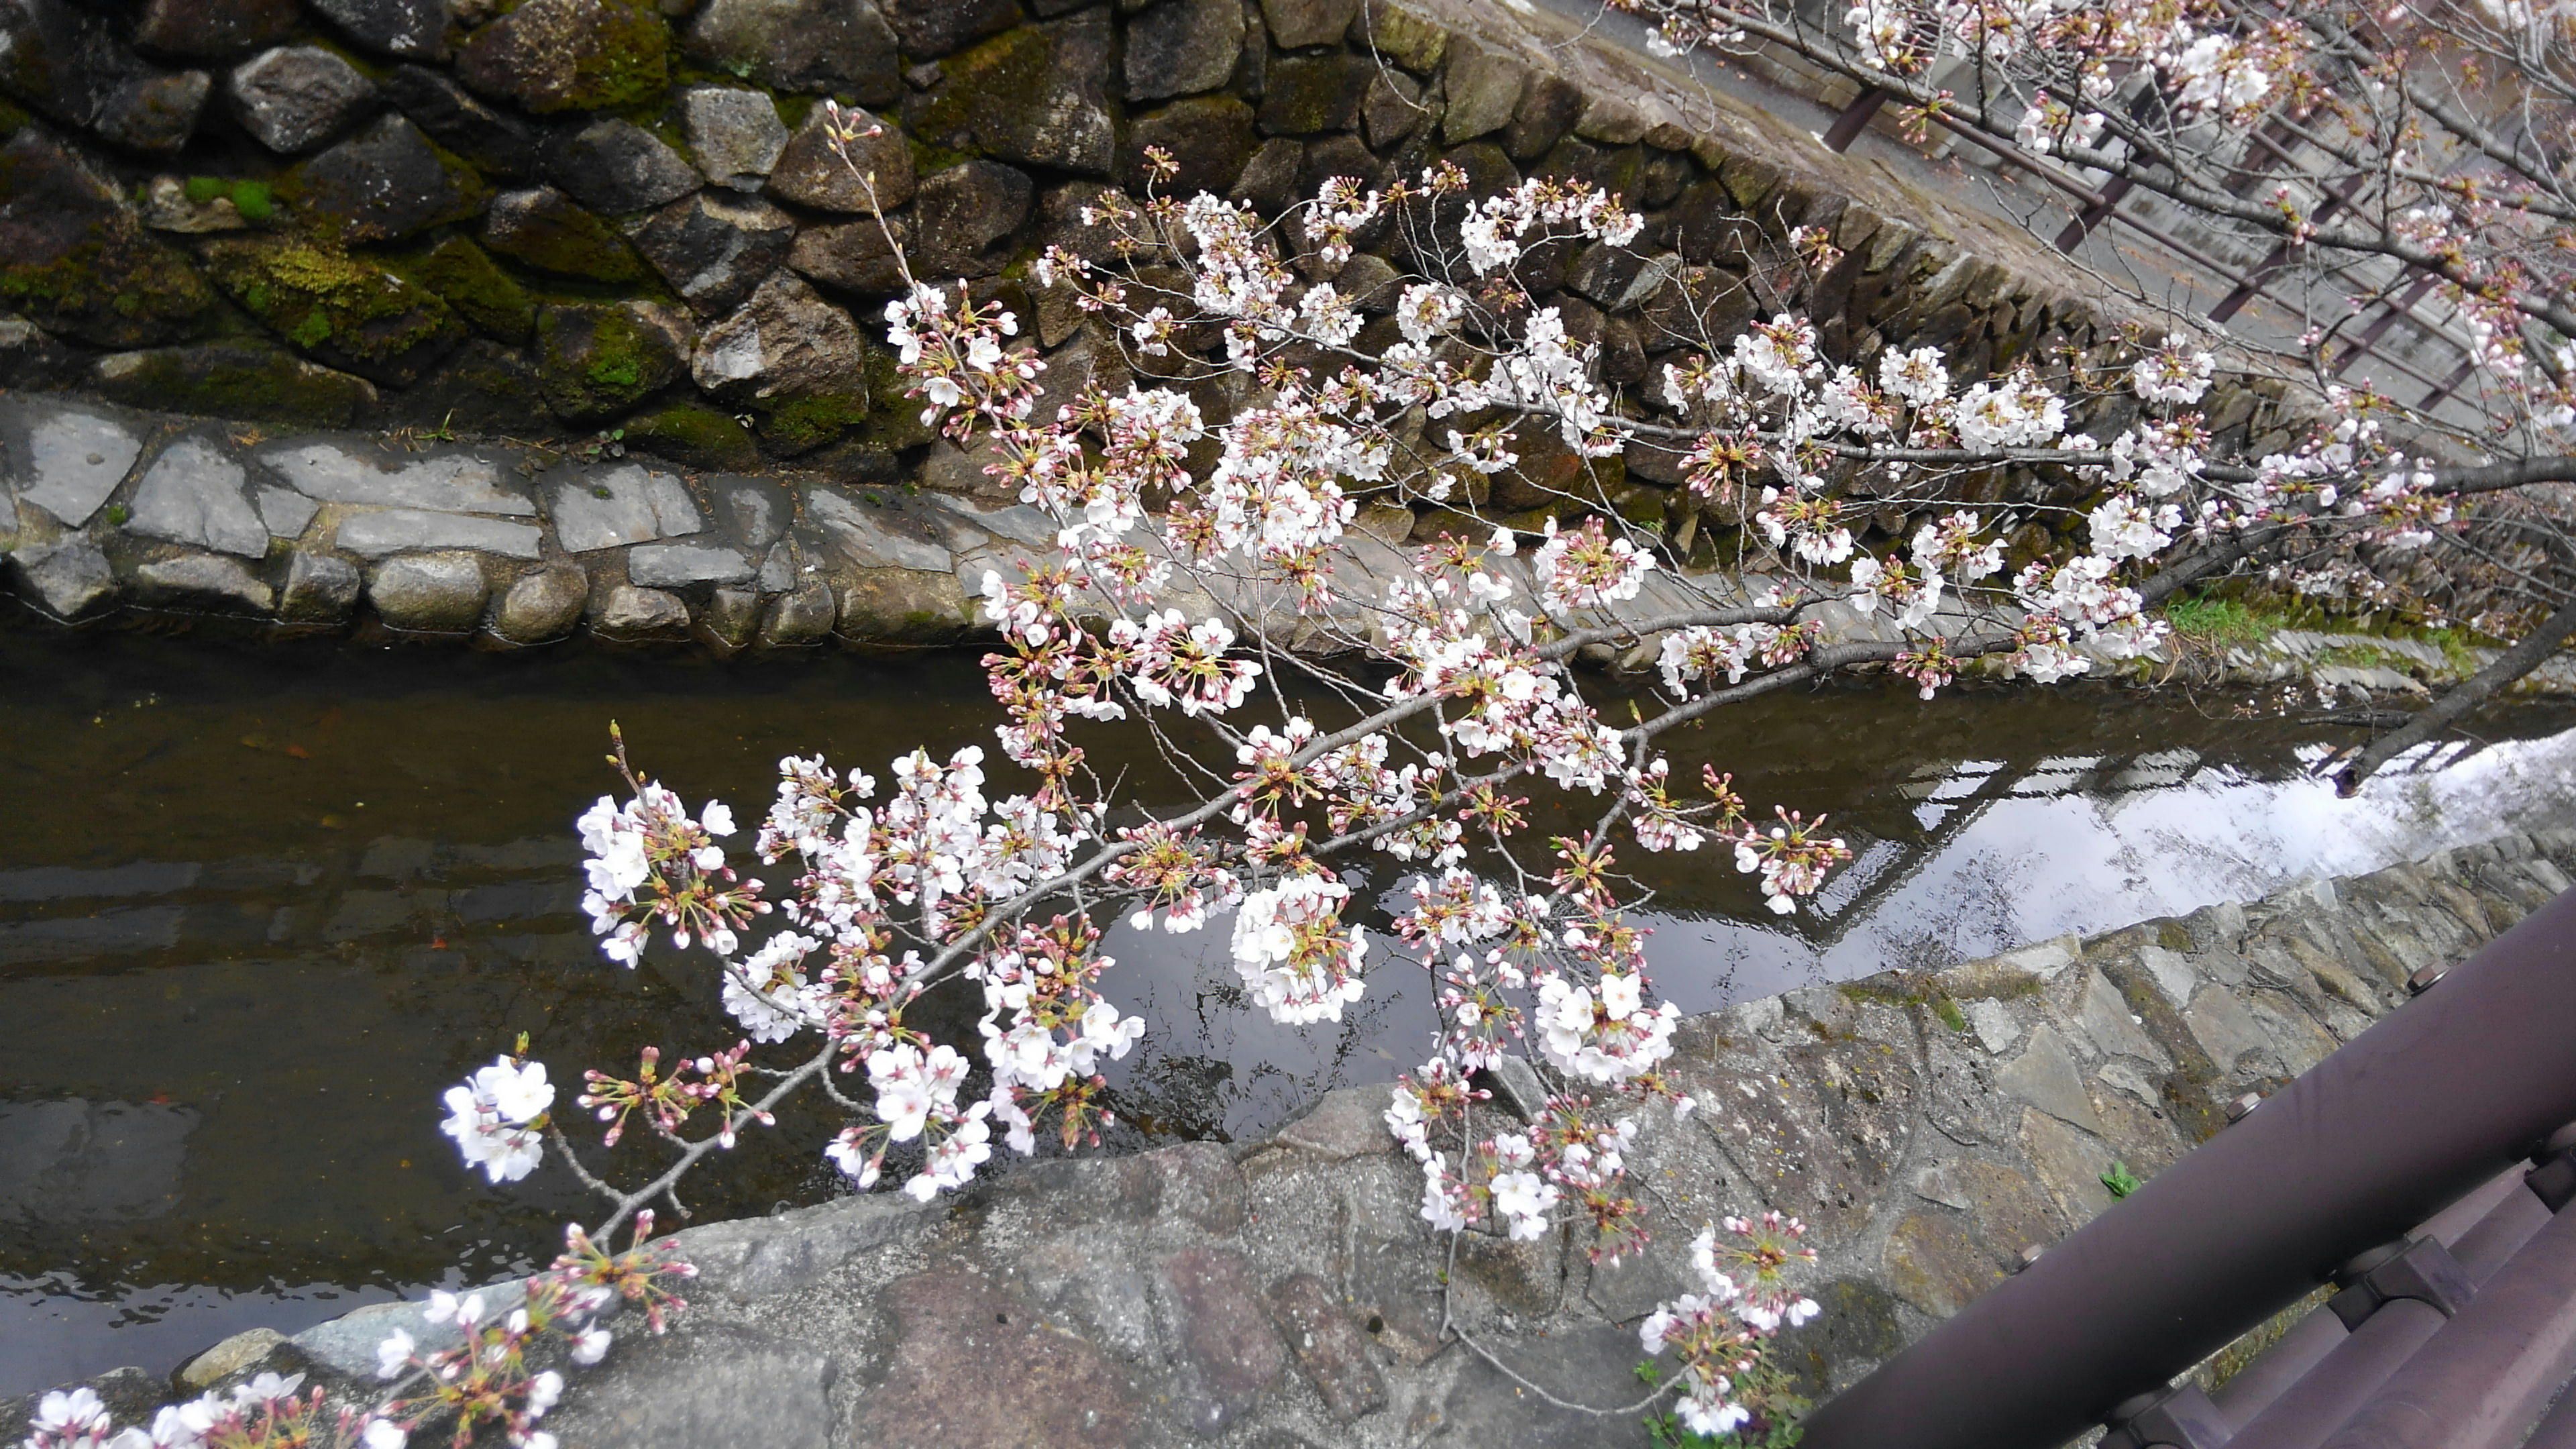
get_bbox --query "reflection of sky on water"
[1097,727,2576,1144]
[7,616,2574,1397]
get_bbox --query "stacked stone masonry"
[1,0,2321,593]
[17,830,2571,1448]
[12,388,2574,701]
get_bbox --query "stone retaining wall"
[19,387,2568,702]
[3,0,2313,561]
[31,828,2568,1448]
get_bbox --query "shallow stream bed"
[6,624,2576,1395]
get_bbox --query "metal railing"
[1799,883,2576,1448]
[1815,85,2477,412]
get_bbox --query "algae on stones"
[622,401,760,470]
[91,343,378,429]
[458,0,671,115]
[535,301,688,421]
[390,235,538,342]
[0,131,216,347]
[201,236,466,386]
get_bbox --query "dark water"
[7,623,2576,1395]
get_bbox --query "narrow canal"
[7,623,2575,1394]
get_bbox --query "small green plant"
[581,428,628,464]
[229,179,275,223]
[2163,596,2284,647]
[2102,1161,2142,1199]
[2316,642,2398,672]
[103,502,131,527]
[1640,1359,1811,1447]
[183,174,226,205]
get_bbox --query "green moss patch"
[390,235,537,342]
[536,302,684,421]
[755,390,872,456]
[201,236,464,386]
[623,402,761,470]
[92,343,377,429]
[0,135,215,347]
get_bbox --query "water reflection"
[3,623,2572,1394]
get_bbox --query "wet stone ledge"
[12,390,2565,702]
[18,830,2572,1448]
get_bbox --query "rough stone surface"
[787,215,908,296]
[383,64,542,178]
[765,105,913,214]
[629,541,753,586]
[903,12,1114,176]
[535,301,692,421]
[258,441,535,514]
[95,70,213,154]
[1440,43,1525,144]
[0,131,215,347]
[135,0,299,59]
[290,115,485,243]
[308,0,450,59]
[176,1329,288,1392]
[592,581,690,637]
[550,463,702,551]
[336,507,544,559]
[5,537,117,619]
[457,0,669,114]
[909,160,1033,278]
[135,552,273,612]
[492,561,590,641]
[104,342,363,432]
[629,191,798,315]
[680,85,791,191]
[1262,0,1360,49]
[366,551,488,630]
[126,436,268,557]
[879,0,1020,58]
[1125,95,1256,199]
[545,1325,835,1449]
[227,46,377,153]
[684,0,900,101]
[689,273,867,406]
[483,186,649,282]
[1126,0,1243,101]
[277,551,360,621]
[545,118,702,215]
[9,404,144,527]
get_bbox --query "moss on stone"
[231,179,276,223]
[858,345,938,451]
[622,402,761,470]
[3,235,215,346]
[201,236,463,384]
[466,0,670,113]
[757,390,872,455]
[388,235,537,343]
[486,194,650,284]
[2157,920,2194,953]
[184,174,227,204]
[535,301,684,421]
[905,26,1050,157]
[93,344,377,429]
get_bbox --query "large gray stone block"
[368,552,487,630]
[127,437,267,558]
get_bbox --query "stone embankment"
[22,829,2567,1448]
[15,388,2569,703]
[5,0,2341,651]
